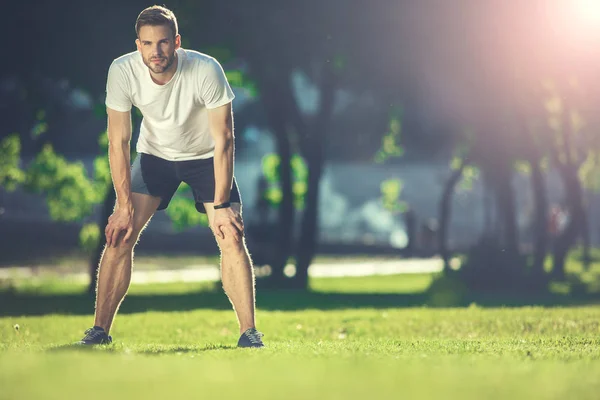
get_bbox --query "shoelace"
[83,328,105,341]
[246,330,264,344]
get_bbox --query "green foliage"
[260,153,308,209]
[165,184,209,231]
[450,157,464,171]
[293,182,308,209]
[262,153,281,184]
[374,110,404,163]
[31,110,48,138]
[19,116,214,240]
[30,122,48,138]
[291,154,308,209]
[579,151,600,192]
[451,155,478,191]
[225,69,259,98]
[514,161,532,176]
[453,143,470,161]
[459,166,479,191]
[225,69,244,87]
[380,179,407,214]
[24,144,98,222]
[91,131,112,201]
[0,135,26,191]
[92,156,111,198]
[541,79,594,168]
[376,107,406,213]
[79,223,101,253]
[291,154,308,182]
[264,187,283,205]
[98,131,109,151]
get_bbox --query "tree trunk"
[88,187,115,294]
[248,63,298,288]
[551,164,584,280]
[581,200,591,270]
[550,108,586,281]
[294,66,337,289]
[438,161,465,272]
[493,165,519,256]
[269,116,295,286]
[294,151,323,289]
[482,178,495,242]
[530,159,549,281]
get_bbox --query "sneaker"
[76,326,112,345]
[237,328,265,348]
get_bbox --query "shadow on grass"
[139,344,237,355]
[2,284,600,317]
[46,343,237,354]
[47,344,99,352]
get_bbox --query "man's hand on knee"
[105,203,134,247]
[212,207,244,242]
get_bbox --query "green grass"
[1,273,600,399]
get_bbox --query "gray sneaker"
[77,326,112,345]
[237,328,265,348]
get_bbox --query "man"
[77,5,264,348]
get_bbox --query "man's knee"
[104,237,137,257]
[217,235,246,255]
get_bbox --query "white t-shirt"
[105,48,235,161]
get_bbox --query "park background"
[1,1,600,399]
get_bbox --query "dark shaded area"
[0,219,222,266]
[47,344,236,353]
[0,216,416,268]
[2,286,600,317]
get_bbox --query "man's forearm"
[213,134,234,205]
[108,141,132,208]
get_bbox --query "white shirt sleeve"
[200,58,235,109]
[105,62,132,112]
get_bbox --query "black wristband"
[213,201,231,210]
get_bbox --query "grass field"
[1,273,600,399]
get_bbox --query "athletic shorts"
[130,153,241,213]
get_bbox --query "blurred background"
[2,0,600,297]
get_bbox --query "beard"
[144,51,176,74]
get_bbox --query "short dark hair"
[135,5,178,38]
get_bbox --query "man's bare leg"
[94,193,161,333]
[205,203,256,334]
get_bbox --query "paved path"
[0,258,444,284]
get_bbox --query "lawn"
[1,273,600,400]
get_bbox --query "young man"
[77,5,264,348]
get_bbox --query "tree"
[542,80,592,280]
[438,157,467,271]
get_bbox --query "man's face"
[136,25,180,74]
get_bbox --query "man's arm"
[208,102,234,205]
[105,107,134,246]
[208,102,243,241]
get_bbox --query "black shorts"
[130,153,242,213]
